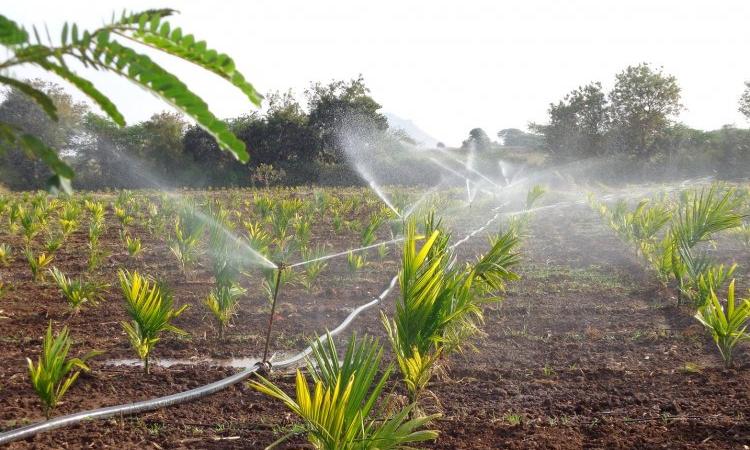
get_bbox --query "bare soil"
[1,195,749,449]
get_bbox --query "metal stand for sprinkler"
[257,262,285,375]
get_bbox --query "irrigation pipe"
[0,200,510,445]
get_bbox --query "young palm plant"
[383,219,520,406]
[694,280,750,368]
[204,284,246,340]
[299,244,328,292]
[49,267,107,314]
[347,250,367,272]
[666,185,743,303]
[119,270,188,374]
[25,248,53,282]
[27,323,100,418]
[250,332,439,450]
[169,213,205,272]
[0,243,12,266]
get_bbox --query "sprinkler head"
[254,360,272,375]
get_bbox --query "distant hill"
[384,112,441,148]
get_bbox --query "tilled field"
[1,190,749,449]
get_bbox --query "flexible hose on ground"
[0,203,506,445]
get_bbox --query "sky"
[4,0,750,146]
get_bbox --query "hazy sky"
[4,0,750,146]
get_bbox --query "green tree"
[0,80,87,189]
[497,128,543,148]
[461,127,492,152]
[609,63,682,158]
[306,76,387,164]
[530,82,609,161]
[237,91,316,166]
[0,9,261,192]
[136,111,187,179]
[740,81,750,120]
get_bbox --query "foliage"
[694,280,750,368]
[532,63,682,162]
[122,232,142,257]
[347,250,366,272]
[461,128,492,152]
[0,9,262,191]
[169,209,205,271]
[250,163,286,188]
[25,248,53,281]
[49,266,106,313]
[383,219,519,404]
[119,269,188,374]
[27,322,100,418]
[0,242,11,266]
[740,81,750,120]
[204,284,245,340]
[299,244,327,292]
[361,214,384,247]
[530,82,608,160]
[250,332,438,450]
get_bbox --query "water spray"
[287,237,404,269]
[0,190,517,445]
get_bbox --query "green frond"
[0,75,58,120]
[0,15,28,45]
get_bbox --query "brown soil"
[1,194,749,449]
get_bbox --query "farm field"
[0,184,749,449]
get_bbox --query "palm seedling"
[731,223,750,248]
[526,184,547,210]
[113,205,134,228]
[666,185,743,302]
[261,266,293,308]
[58,202,82,237]
[345,218,362,233]
[695,264,736,308]
[244,220,272,258]
[84,200,105,225]
[204,284,246,340]
[169,213,205,271]
[299,244,328,292]
[378,242,390,260]
[44,232,64,254]
[119,270,188,374]
[125,234,142,257]
[19,207,40,245]
[27,323,100,418]
[49,267,107,314]
[694,280,750,368]
[383,219,520,405]
[293,217,312,248]
[25,249,53,282]
[254,195,274,219]
[87,219,108,271]
[332,213,344,233]
[347,250,366,272]
[361,214,384,247]
[0,243,12,266]
[250,332,439,450]
[7,203,21,235]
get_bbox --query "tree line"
[0,76,404,190]
[2,64,750,190]
[525,63,750,181]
